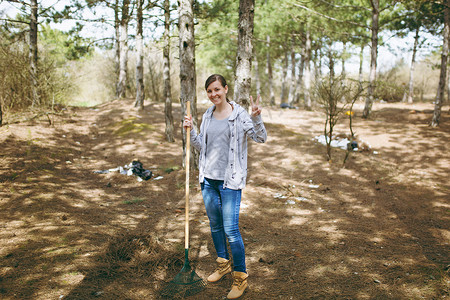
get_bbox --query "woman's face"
[206,80,228,105]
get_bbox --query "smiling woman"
[183,73,267,299]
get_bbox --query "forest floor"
[0,98,449,300]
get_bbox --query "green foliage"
[122,198,145,205]
[195,0,239,82]
[0,20,92,113]
[373,62,408,102]
[40,25,93,63]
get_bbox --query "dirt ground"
[0,99,449,300]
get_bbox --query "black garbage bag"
[130,160,152,181]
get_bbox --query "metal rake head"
[159,254,206,298]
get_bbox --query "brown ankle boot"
[227,271,248,299]
[207,257,231,282]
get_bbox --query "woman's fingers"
[250,94,262,117]
[183,116,192,128]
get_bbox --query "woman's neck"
[213,101,232,120]
[215,100,230,112]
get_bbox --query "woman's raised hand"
[183,115,192,129]
[250,95,262,117]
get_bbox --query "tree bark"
[117,0,130,99]
[288,40,296,106]
[328,40,335,79]
[135,0,144,109]
[295,54,305,104]
[313,48,319,82]
[254,57,261,97]
[266,35,275,105]
[234,0,255,110]
[280,50,288,105]
[304,29,312,110]
[163,0,174,142]
[29,0,38,106]
[358,43,364,88]
[404,26,419,104]
[341,42,346,78]
[362,0,379,118]
[179,0,198,167]
[114,0,120,98]
[431,0,449,127]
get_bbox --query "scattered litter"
[274,193,287,199]
[285,200,296,205]
[314,135,350,150]
[313,135,372,151]
[308,184,320,189]
[93,160,153,181]
[373,151,379,155]
[66,161,72,164]
[294,197,309,202]
[153,176,164,180]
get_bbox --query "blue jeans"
[201,178,246,273]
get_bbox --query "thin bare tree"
[117,0,130,99]
[234,0,255,110]
[431,0,449,127]
[135,0,145,109]
[163,0,174,142]
[179,0,198,166]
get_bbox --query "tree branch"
[0,18,29,25]
[292,3,370,29]
[316,0,371,12]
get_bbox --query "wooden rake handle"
[185,101,191,250]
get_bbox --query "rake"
[160,101,206,298]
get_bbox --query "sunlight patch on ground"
[317,224,345,242]
[350,204,377,218]
[432,200,450,209]
[431,228,450,245]
[289,216,309,226]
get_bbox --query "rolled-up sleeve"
[243,114,267,143]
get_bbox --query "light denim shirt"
[190,101,267,190]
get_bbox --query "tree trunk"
[313,48,319,82]
[288,43,296,105]
[234,0,255,110]
[179,0,198,167]
[404,26,419,104]
[29,0,38,106]
[114,0,120,98]
[280,50,288,105]
[447,64,450,105]
[362,0,379,118]
[254,57,261,96]
[431,0,449,127]
[358,43,364,88]
[318,46,323,78]
[135,0,144,109]
[163,0,174,142]
[328,40,335,79]
[304,29,312,110]
[266,35,275,105]
[295,54,305,104]
[117,0,130,99]
[341,42,346,78]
